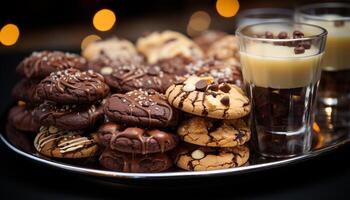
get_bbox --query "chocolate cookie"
[34,126,99,158]
[11,79,41,105]
[82,37,140,62]
[104,89,178,127]
[207,35,240,64]
[33,101,103,130]
[151,55,194,76]
[177,117,250,147]
[136,30,204,64]
[193,30,227,52]
[17,51,87,79]
[99,148,172,172]
[166,76,251,119]
[173,144,249,171]
[96,122,124,147]
[8,105,40,132]
[35,69,109,104]
[103,63,175,93]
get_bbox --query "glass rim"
[295,2,350,21]
[235,22,328,42]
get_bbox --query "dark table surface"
[1,53,350,200]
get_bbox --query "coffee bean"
[294,45,305,54]
[195,80,208,91]
[293,30,304,39]
[265,31,274,39]
[302,41,311,49]
[334,20,345,27]
[220,96,230,106]
[278,32,288,39]
[208,84,219,91]
[219,84,231,93]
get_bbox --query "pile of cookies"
[7,30,251,172]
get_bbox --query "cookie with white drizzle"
[34,126,99,158]
[165,76,251,119]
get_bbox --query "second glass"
[237,22,327,158]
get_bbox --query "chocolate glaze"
[11,79,41,105]
[16,51,87,79]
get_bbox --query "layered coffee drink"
[237,23,327,157]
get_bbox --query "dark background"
[1,0,350,199]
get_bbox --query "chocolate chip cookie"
[34,126,99,158]
[35,68,109,104]
[136,30,204,64]
[17,51,87,79]
[8,105,40,132]
[104,89,178,127]
[173,144,249,171]
[99,148,172,172]
[177,117,250,147]
[33,101,103,131]
[166,76,251,119]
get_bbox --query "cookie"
[151,55,194,76]
[207,35,240,65]
[96,122,125,147]
[99,148,172,172]
[16,51,87,79]
[103,62,175,93]
[173,144,249,171]
[8,104,40,132]
[35,68,109,104]
[6,123,35,153]
[193,30,227,52]
[186,59,243,87]
[104,89,178,128]
[177,117,250,147]
[33,101,103,131]
[82,37,139,62]
[11,79,41,105]
[136,30,204,64]
[34,126,99,158]
[166,76,251,119]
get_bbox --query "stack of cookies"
[166,75,251,171]
[97,89,179,173]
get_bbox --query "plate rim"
[1,132,348,180]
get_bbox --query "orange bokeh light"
[216,0,240,18]
[93,9,116,31]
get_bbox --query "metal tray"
[1,119,349,182]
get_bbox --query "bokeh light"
[187,11,211,37]
[93,9,116,31]
[216,0,240,18]
[0,24,20,46]
[81,34,101,50]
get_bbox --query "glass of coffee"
[296,3,350,137]
[236,22,327,158]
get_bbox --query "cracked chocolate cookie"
[166,76,251,119]
[34,126,99,158]
[193,30,227,53]
[82,37,139,62]
[104,89,178,128]
[173,144,249,171]
[35,68,109,104]
[11,79,41,105]
[177,117,250,147]
[33,101,103,130]
[16,51,87,79]
[8,104,40,132]
[99,148,172,172]
[136,30,204,64]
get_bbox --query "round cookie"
[104,89,178,128]
[82,37,139,62]
[11,79,41,105]
[207,35,240,64]
[151,55,194,76]
[109,127,178,154]
[96,122,125,147]
[165,76,251,119]
[8,104,40,132]
[99,148,172,172]
[34,126,99,158]
[173,144,249,171]
[35,68,109,104]
[33,101,103,131]
[136,30,204,64]
[177,117,250,147]
[16,51,87,79]
[103,63,175,93]
[193,30,227,52]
